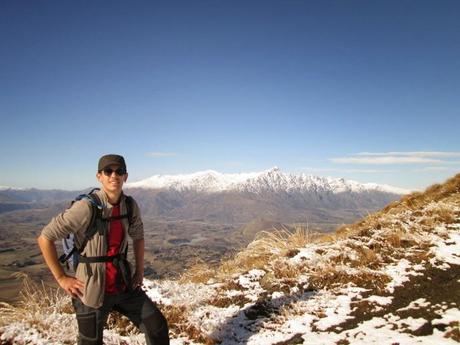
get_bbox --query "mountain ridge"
[126,167,410,195]
[0,169,407,225]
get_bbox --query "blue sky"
[1,1,459,190]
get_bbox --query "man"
[37,154,169,345]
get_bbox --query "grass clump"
[105,311,139,336]
[309,268,391,292]
[0,273,72,327]
[221,225,316,278]
[181,225,317,284]
[179,260,216,284]
[161,305,218,345]
[0,272,76,344]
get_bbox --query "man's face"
[96,164,128,195]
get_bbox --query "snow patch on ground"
[366,295,393,305]
[432,232,460,266]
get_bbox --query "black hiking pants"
[72,288,169,345]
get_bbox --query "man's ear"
[96,172,102,183]
[123,173,128,182]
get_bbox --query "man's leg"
[72,297,113,345]
[114,288,169,345]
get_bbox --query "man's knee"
[141,308,169,344]
[72,299,105,345]
[75,311,103,345]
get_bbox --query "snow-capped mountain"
[0,186,25,191]
[123,168,407,225]
[0,169,408,225]
[126,167,410,195]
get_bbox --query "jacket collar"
[96,189,125,210]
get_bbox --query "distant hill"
[0,188,86,214]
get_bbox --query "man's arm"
[131,238,144,289]
[37,235,85,298]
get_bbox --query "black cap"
[98,154,127,172]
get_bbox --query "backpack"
[59,188,134,271]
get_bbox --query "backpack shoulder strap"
[59,190,103,264]
[124,195,134,226]
[76,191,103,252]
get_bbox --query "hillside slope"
[1,174,459,345]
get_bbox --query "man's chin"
[104,185,122,193]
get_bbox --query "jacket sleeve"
[128,198,144,240]
[40,200,92,242]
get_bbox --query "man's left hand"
[132,270,144,289]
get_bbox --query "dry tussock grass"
[309,267,391,292]
[272,260,303,280]
[161,304,187,331]
[219,250,268,277]
[219,280,245,291]
[264,282,293,296]
[408,250,432,264]
[335,218,376,239]
[418,216,440,229]
[162,304,217,345]
[106,311,139,336]
[383,231,403,247]
[399,173,460,211]
[354,246,379,266]
[445,321,460,342]
[381,230,420,249]
[206,294,252,308]
[316,233,336,243]
[423,204,456,225]
[326,248,379,271]
[259,272,279,292]
[244,226,313,258]
[179,261,216,284]
[0,272,72,328]
[222,226,315,276]
[182,225,317,283]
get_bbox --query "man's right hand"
[57,275,85,299]
[37,235,85,299]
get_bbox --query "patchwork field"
[0,205,348,303]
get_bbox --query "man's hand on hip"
[132,270,144,289]
[58,275,85,299]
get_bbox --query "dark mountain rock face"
[0,189,80,214]
[0,186,401,224]
[125,187,401,225]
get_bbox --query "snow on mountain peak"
[126,168,410,195]
[126,169,260,192]
[0,186,25,191]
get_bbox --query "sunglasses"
[102,168,126,176]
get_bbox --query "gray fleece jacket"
[41,189,144,308]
